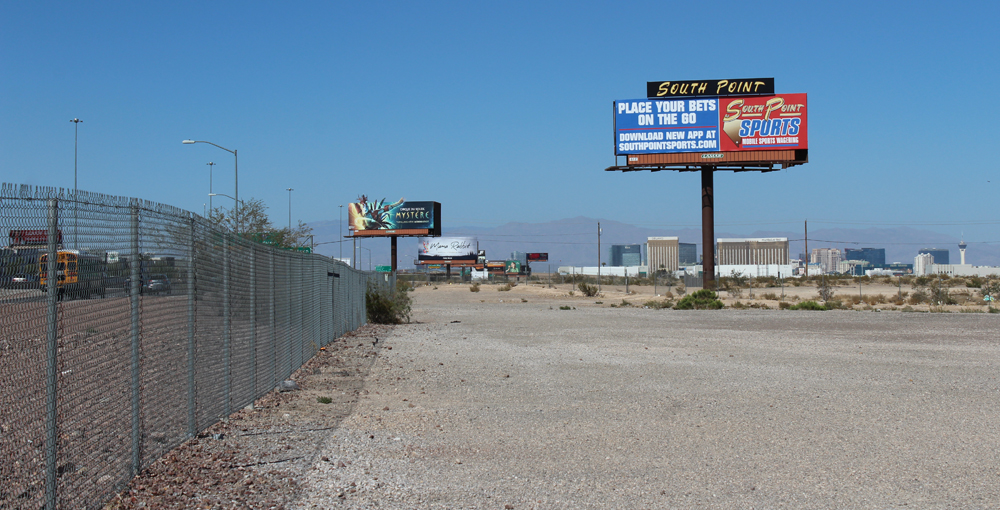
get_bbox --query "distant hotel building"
[610,244,642,267]
[646,238,698,272]
[810,248,842,274]
[647,237,678,272]
[679,242,697,265]
[918,248,950,265]
[844,247,885,267]
[717,238,789,265]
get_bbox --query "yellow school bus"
[39,250,107,299]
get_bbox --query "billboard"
[348,196,441,235]
[526,253,548,262]
[9,229,62,246]
[614,93,807,155]
[418,237,478,262]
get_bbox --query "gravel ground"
[118,284,1000,509]
[290,285,1000,509]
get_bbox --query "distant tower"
[959,238,968,265]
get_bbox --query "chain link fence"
[0,183,390,509]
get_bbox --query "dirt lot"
[111,282,1000,509]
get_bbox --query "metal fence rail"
[0,183,389,509]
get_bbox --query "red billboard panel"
[719,93,807,152]
[526,253,548,262]
[9,229,62,246]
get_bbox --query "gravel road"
[290,286,1000,509]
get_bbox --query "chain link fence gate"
[0,183,391,509]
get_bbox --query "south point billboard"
[614,93,807,155]
[348,196,441,236]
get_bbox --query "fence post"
[287,256,294,377]
[129,200,141,478]
[44,198,59,510]
[270,250,276,391]
[249,245,256,407]
[299,254,306,367]
[223,236,231,417]
[187,214,196,437]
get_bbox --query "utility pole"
[597,222,602,293]
[804,219,808,279]
[71,118,82,249]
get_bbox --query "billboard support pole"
[391,236,397,273]
[701,166,716,290]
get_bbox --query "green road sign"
[295,246,312,253]
[375,265,392,272]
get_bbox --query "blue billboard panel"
[614,98,721,155]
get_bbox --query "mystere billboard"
[417,237,478,262]
[614,93,807,155]
[348,196,441,235]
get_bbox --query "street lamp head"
[70,118,82,123]
[182,140,196,144]
[286,188,294,192]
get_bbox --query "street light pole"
[286,188,294,231]
[208,193,243,231]
[71,118,82,248]
[339,204,343,262]
[207,162,216,213]
[183,140,237,231]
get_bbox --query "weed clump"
[470,283,481,292]
[789,300,828,310]
[578,282,599,297]
[643,300,673,309]
[673,289,724,310]
[366,281,412,324]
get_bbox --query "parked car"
[11,273,39,289]
[124,276,145,295]
[146,274,171,295]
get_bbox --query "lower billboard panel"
[418,237,478,262]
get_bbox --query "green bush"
[789,300,828,310]
[578,282,599,297]
[643,299,673,309]
[674,289,724,310]
[366,282,412,324]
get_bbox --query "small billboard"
[418,237,478,262]
[9,229,62,246]
[526,253,548,262]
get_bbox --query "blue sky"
[3,1,998,247]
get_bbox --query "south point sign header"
[646,78,774,98]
